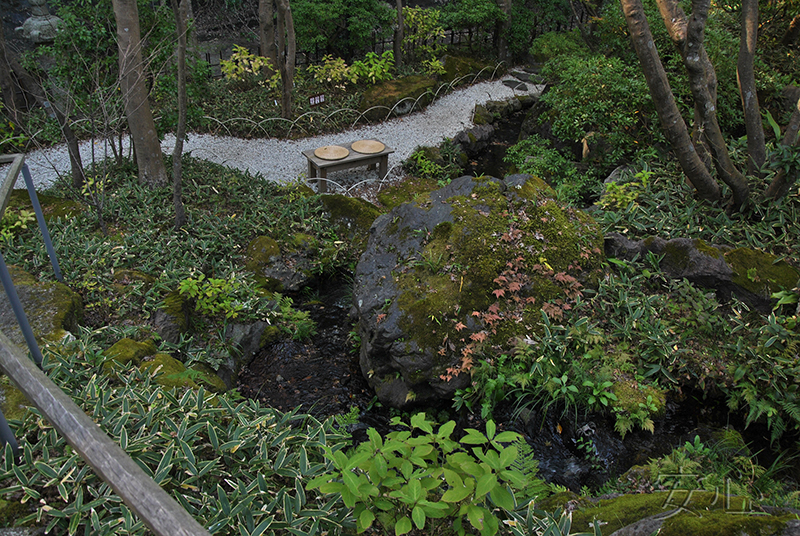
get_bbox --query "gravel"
[5,76,543,194]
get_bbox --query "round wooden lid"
[314,145,349,160]
[351,140,385,154]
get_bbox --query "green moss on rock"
[161,290,190,333]
[440,54,501,84]
[320,194,381,236]
[0,377,29,420]
[725,247,800,297]
[359,75,438,121]
[0,265,83,346]
[102,338,157,373]
[189,363,228,392]
[260,325,282,346]
[378,177,439,209]
[389,175,604,387]
[139,353,195,389]
[558,491,794,536]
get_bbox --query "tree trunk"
[276,0,295,120]
[782,13,800,46]
[112,0,168,188]
[259,0,277,70]
[763,95,800,200]
[655,0,749,210]
[620,0,721,203]
[4,50,86,187]
[569,0,596,52]
[496,0,513,61]
[737,0,766,175]
[0,29,20,125]
[171,0,187,229]
[394,0,403,69]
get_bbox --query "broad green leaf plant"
[308,413,535,536]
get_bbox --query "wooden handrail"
[0,154,25,218]
[0,331,211,536]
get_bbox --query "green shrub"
[308,413,541,536]
[529,30,588,62]
[504,134,595,203]
[539,55,657,173]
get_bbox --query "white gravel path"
[5,76,542,193]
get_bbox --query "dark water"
[464,110,527,179]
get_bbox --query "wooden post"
[0,332,211,536]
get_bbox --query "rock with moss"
[319,194,382,252]
[354,174,605,408]
[137,353,226,392]
[139,353,195,389]
[377,177,440,210]
[101,338,157,373]
[244,235,314,292]
[218,320,273,389]
[359,75,438,121]
[0,377,29,421]
[605,233,800,311]
[543,491,800,536]
[152,290,190,345]
[0,265,83,347]
[440,54,501,84]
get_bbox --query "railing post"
[0,251,44,368]
[20,164,63,282]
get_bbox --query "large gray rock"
[0,265,82,347]
[604,233,800,311]
[354,175,605,408]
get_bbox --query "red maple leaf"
[455,322,467,331]
[492,288,506,298]
[470,332,488,342]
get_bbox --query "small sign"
[309,94,326,106]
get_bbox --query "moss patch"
[102,337,157,373]
[0,377,29,421]
[7,189,85,220]
[359,75,438,121]
[377,177,439,209]
[320,194,381,238]
[440,54,501,84]
[725,247,800,297]
[0,265,83,347]
[558,492,794,536]
[393,175,604,369]
[140,353,195,389]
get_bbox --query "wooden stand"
[302,139,394,192]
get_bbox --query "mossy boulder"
[101,337,157,373]
[138,353,226,392]
[543,491,800,536]
[0,377,29,421]
[244,235,313,292]
[139,353,195,389]
[319,194,382,251]
[152,290,190,344]
[725,247,799,302]
[0,265,83,347]
[354,174,605,408]
[605,234,800,311]
[440,54,501,84]
[359,75,438,122]
[377,177,439,210]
